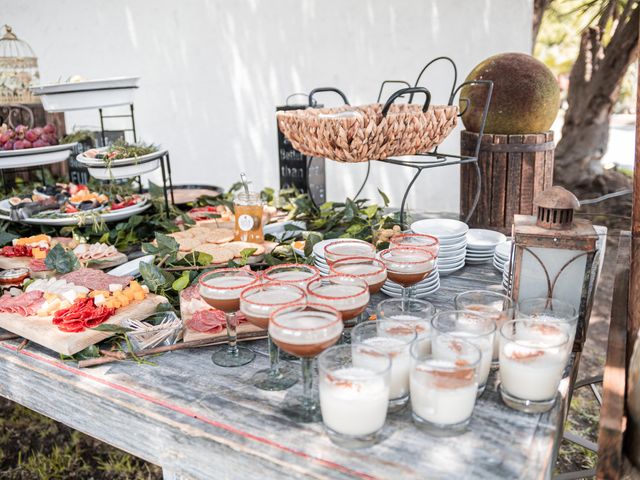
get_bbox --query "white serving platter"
[77,149,167,180]
[31,77,140,112]
[0,143,77,169]
[410,218,469,240]
[109,254,155,278]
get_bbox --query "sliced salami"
[61,268,132,292]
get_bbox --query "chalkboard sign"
[276,104,325,205]
[67,130,124,185]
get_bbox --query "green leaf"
[196,251,213,266]
[142,242,159,254]
[45,243,80,274]
[61,344,100,360]
[378,189,390,207]
[304,232,322,257]
[92,324,132,334]
[156,233,179,252]
[364,204,380,219]
[344,198,358,222]
[139,261,169,292]
[0,231,17,247]
[284,223,303,231]
[172,271,190,292]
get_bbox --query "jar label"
[238,214,255,231]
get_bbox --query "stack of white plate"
[410,219,468,276]
[381,269,440,299]
[311,238,354,275]
[502,263,513,292]
[493,240,513,273]
[465,229,507,264]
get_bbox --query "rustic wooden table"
[0,263,571,480]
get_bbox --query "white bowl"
[466,229,507,248]
[0,143,77,169]
[494,241,513,259]
[31,77,140,112]
[88,159,160,180]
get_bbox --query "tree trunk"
[532,0,553,47]
[554,3,639,187]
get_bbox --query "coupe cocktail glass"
[329,257,387,294]
[324,240,376,266]
[199,268,259,367]
[262,263,320,289]
[240,282,306,390]
[379,247,436,303]
[269,303,343,423]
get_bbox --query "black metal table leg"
[159,155,170,217]
[165,152,175,205]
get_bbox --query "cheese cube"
[94,294,106,306]
[141,285,149,294]
[61,290,78,304]
[109,284,124,293]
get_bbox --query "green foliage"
[45,243,80,274]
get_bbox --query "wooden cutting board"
[0,294,167,356]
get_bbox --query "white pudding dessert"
[500,341,569,401]
[434,330,493,389]
[463,304,510,361]
[410,359,478,425]
[387,313,431,354]
[319,367,389,436]
[353,337,411,400]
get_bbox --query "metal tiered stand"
[33,82,175,215]
[303,57,493,228]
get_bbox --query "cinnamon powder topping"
[325,373,356,389]
[449,340,463,353]
[532,323,562,336]
[509,349,545,361]
[417,365,475,389]
[386,325,415,336]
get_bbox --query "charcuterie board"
[0,294,167,356]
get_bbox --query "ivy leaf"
[156,233,179,252]
[92,324,132,334]
[364,204,379,219]
[172,271,190,292]
[304,232,322,257]
[45,243,80,274]
[378,189,390,207]
[142,242,159,254]
[139,261,169,292]
[0,231,17,247]
[344,198,358,222]
[60,344,100,361]
[196,251,213,266]
[263,253,283,266]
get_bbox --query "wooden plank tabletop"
[0,263,571,480]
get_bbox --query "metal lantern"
[510,186,598,349]
[0,25,40,105]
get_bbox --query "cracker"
[225,241,265,258]
[204,228,235,244]
[194,244,235,264]
[177,238,200,252]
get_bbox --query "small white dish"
[466,229,507,248]
[494,241,513,259]
[108,254,154,277]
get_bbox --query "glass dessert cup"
[318,344,391,449]
[516,297,578,348]
[410,335,481,436]
[239,282,306,390]
[323,240,376,266]
[498,319,570,413]
[261,263,320,289]
[375,298,436,355]
[306,275,370,332]
[269,303,343,423]
[431,310,496,396]
[351,319,417,412]
[199,268,259,367]
[329,257,388,295]
[379,247,436,303]
[454,290,514,366]
[390,233,440,257]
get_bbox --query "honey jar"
[234,192,263,242]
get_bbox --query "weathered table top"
[0,263,570,480]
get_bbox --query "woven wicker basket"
[277,98,458,163]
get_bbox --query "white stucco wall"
[4,0,532,214]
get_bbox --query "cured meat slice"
[0,290,45,316]
[61,268,132,292]
[188,310,225,334]
[29,259,49,272]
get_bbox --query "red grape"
[3,140,14,150]
[22,140,32,149]
[24,130,38,142]
[43,124,56,135]
[32,139,48,148]
[13,140,26,150]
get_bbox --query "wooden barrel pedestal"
[460,130,554,234]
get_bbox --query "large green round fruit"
[460,52,560,134]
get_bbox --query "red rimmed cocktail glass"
[329,257,388,294]
[239,282,306,391]
[379,247,436,303]
[390,233,440,258]
[269,303,343,422]
[199,268,260,367]
[323,240,376,266]
[306,275,370,323]
[261,263,320,289]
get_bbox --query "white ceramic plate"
[410,219,469,240]
[31,77,140,112]
[108,254,154,277]
[0,143,77,169]
[494,241,513,259]
[381,285,440,298]
[439,239,467,251]
[465,257,492,265]
[384,276,439,290]
[466,246,496,254]
[466,229,507,247]
[0,199,151,226]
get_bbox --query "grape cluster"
[0,124,58,151]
